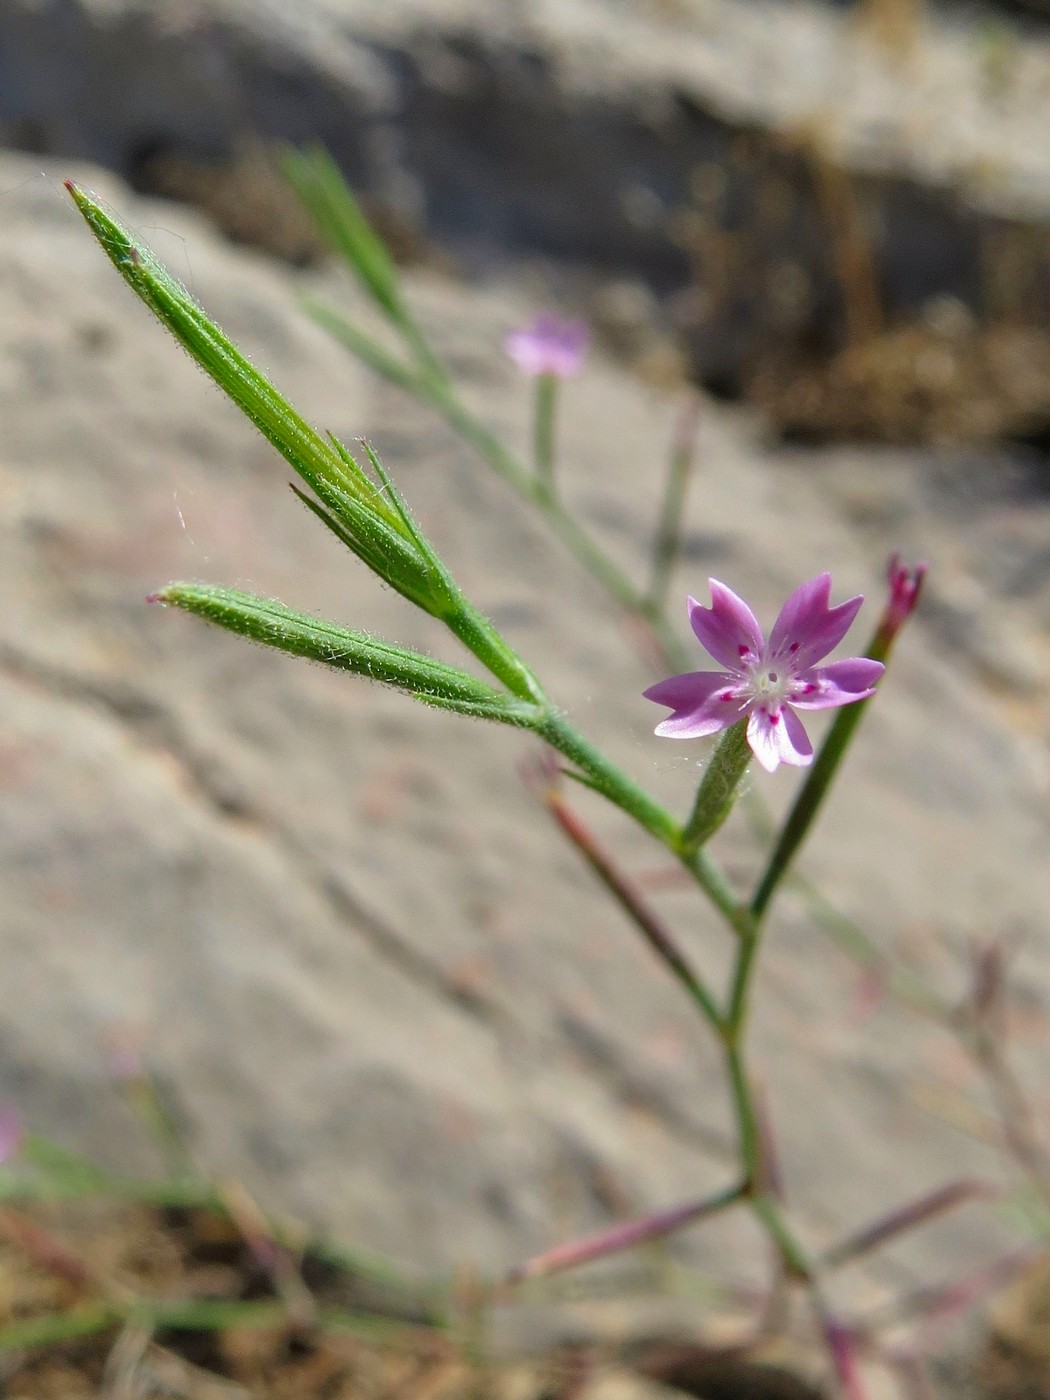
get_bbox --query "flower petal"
[688,581,764,670]
[746,705,814,772]
[544,319,590,377]
[505,314,590,378]
[790,658,884,709]
[644,670,743,738]
[769,573,864,670]
[780,706,815,764]
[504,328,549,377]
[746,707,782,772]
[768,573,831,653]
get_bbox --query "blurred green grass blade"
[304,299,427,394]
[283,145,404,324]
[304,299,540,503]
[1000,1182,1050,1241]
[0,1304,119,1353]
[0,1297,440,1356]
[283,146,447,383]
[0,1154,443,1311]
[155,585,542,725]
[66,181,402,536]
[16,1136,116,1191]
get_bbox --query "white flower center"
[743,655,795,710]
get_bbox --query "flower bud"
[878,553,927,649]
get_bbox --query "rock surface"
[1,149,1049,1357]
[7,0,1050,213]
[4,0,1050,392]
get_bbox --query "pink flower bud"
[881,553,927,640]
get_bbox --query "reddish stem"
[505,1182,746,1285]
[525,756,722,1029]
[821,1314,871,1400]
[822,1178,1000,1269]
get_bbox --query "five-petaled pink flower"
[505,313,590,378]
[0,1104,23,1165]
[644,575,884,773]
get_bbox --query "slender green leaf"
[356,441,545,701]
[156,585,543,726]
[66,182,403,536]
[66,183,491,622]
[359,442,441,572]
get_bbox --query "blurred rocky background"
[2,2,1050,1395]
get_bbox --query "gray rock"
[3,1,1050,390]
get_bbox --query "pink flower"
[504,313,590,378]
[644,575,884,773]
[0,1104,23,1164]
[106,1029,145,1085]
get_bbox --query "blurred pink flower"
[0,1104,24,1164]
[504,313,590,378]
[644,575,884,773]
[104,1025,146,1084]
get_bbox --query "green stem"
[425,383,690,670]
[123,1077,196,1182]
[751,624,894,921]
[722,865,815,1278]
[444,603,547,704]
[648,396,700,611]
[726,1040,761,1182]
[728,916,763,1033]
[536,711,747,936]
[753,1196,813,1280]
[537,710,800,1297]
[681,720,752,852]
[537,710,681,849]
[680,847,754,940]
[534,374,558,500]
[741,787,950,1021]
[725,1037,813,1279]
[435,384,635,605]
[750,699,869,921]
